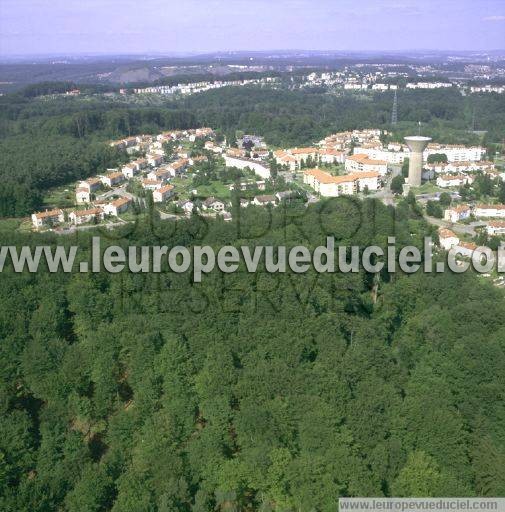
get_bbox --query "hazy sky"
[1,0,505,56]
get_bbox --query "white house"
[122,164,139,179]
[166,158,188,176]
[101,172,125,188]
[436,174,473,188]
[31,209,65,229]
[425,144,486,163]
[103,197,132,216]
[69,207,104,225]
[355,172,380,192]
[224,155,271,180]
[177,200,195,215]
[76,187,91,204]
[275,191,298,202]
[345,154,388,176]
[142,179,164,191]
[303,168,379,197]
[474,204,505,218]
[253,195,276,206]
[78,178,102,193]
[147,154,164,167]
[319,149,346,165]
[153,184,175,203]
[202,197,226,211]
[147,168,172,182]
[273,150,297,171]
[132,158,148,170]
[438,228,460,251]
[487,221,505,236]
[444,205,471,223]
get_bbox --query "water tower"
[404,136,431,187]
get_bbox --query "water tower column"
[404,136,432,187]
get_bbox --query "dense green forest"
[1,199,505,510]
[1,85,504,216]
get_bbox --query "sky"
[1,0,505,57]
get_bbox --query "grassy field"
[412,182,448,195]
[195,181,231,200]
[0,217,33,233]
[0,218,22,232]
[43,186,75,209]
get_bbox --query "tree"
[426,200,443,218]
[391,176,405,195]
[439,192,452,208]
[427,153,448,164]
[392,451,470,497]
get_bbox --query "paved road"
[54,220,128,235]
[97,185,136,201]
[157,210,180,220]
[416,191,461,203]
[424,216,486,236]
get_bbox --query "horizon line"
[1,48,505,60]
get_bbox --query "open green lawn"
[195,181,231,200]
[412,182,448,195]
[43,186,76,209]
[0,218,22,232]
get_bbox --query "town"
[29,124,505,277]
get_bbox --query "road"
[97,185,136,201]
[424,216,486,236]
[54,219,128,235]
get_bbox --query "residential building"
[436,174,473,188]
[224,155,271,180]
[345,154,388,176]
[354,146,407,165]
[438,228,460,251]
[202,197,226,211]
[226,148,247,158]
[123,136,137,148]
[273,150,297,171]
[153,185,175,203]
[103,197,132,216]
[177,200,195,215]
[76,188,91,204]
[205,141,223,153]
[147,168,172,182]
[487,221,505,236]
[122,164,139,179]
[275,191,298,202]
[31,209,65,229]
[69,208,104,225]
[78,178,102,193]
[253,195,276,206]
[319,149,346,164]
[147,154,164,167]
[424,144,486,163]
[444,205,471,223]
[274,147,320,169]
[474,204,505,218]
[101,172,125,188]
[109,140,126,150]
[142,179,164,191]
[303,168,379,197]
[167,159,189,176]
[134,158,148,170]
